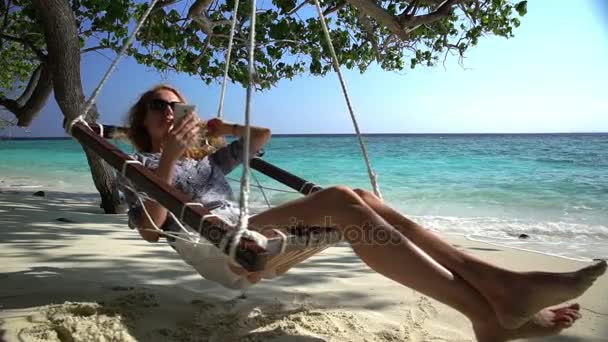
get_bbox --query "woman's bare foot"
[487,260,605,329]
[474,303,582,342]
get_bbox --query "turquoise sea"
[1,134,607,260]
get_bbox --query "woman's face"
[143,89,183,144]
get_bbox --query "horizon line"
[1,132,607,140]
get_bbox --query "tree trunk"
[32,0,125,214]
[87,144,127,214]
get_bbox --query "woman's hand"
[205,117,271,156]
[205,117,230,137]
[162,111,200,161]
[141,111,199,239]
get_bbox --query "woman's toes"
[565,310,582,321]
[549,304,582,323]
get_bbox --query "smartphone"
[173,103,196,123]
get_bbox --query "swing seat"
[70,121,343,276]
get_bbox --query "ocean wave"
[410,215,608,240]
[409,215,608,260]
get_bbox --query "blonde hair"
[126,84,226,160]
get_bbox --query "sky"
[2,0,607,137]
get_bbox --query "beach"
[1,134,607,341]
[2,0,608,337]
[1,188,607,341]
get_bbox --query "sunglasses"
[148,99,183,112]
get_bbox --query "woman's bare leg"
[351,188,606,329]
[248,187,590,339]
[251,186,460,297]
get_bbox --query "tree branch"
[0,96,19,114]
[0,62,53,127]
[156,0,180,9]
[401,0,420,18]
[1,0,11,34]
[345,0,409,40]
[15,62,52,126]
[16,63,42,105]
[346,0,467,42]
[382,33,396,51]
[81,45,110,53]
[193,35,211,65]
[401,0,463,28]
[187,0,213,19]
[357,14,381,61]
[323,2,347,16]
[458,2,474,22]
[189,12,231,36]
[0,33,47,60]
[209,32,246,43]
[187,0,232,37]
[288,1,310,15]
[0,116,17,127]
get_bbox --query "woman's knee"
[353,188,367,197]
[353,188,382,203]
[321,185,365,205]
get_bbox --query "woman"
[119,84,606,342]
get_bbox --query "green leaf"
[273,0,297,13]
[515,1,527,16]
[0,0,529,110]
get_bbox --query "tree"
[2,0,526,212]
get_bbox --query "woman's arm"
[137,153,175,242]
[137,112,200,242]
[231,123,271,153]
[208,119,271,153]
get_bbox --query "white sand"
[1,189,606,341]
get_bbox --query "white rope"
[226,176,299,194]
[121,159,267,266]
[216,0,241,118]
[179,202,206,222]
[230,0,258,262]
[252,173,272,208]
[98,123,104,138]
[299,181,317,194]
[273,229,288,254]
[123,182,179,237]
[130,183,231,248]
[127,183,224,247]
[125,165,269,266]
[66,116,92,136]
[197,213,219,240]
[309,185,322,194]
[62,0,363,268]
[213,0,275,261]
[134,190,165,234]
[82,0,160,118]
[124,185,190,242]
[121,160,142,177]
[312,0,382,199]
[62,0,268,266]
